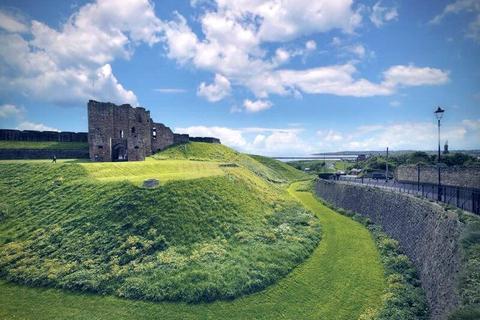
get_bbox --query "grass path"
[0,182,385,319]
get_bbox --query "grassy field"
[155,142,308,183]
[0,143,320,303]
[0,141,88,150]
[0,181,385,319]
[80,158,225,184]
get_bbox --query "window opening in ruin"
[120,130,124,138]
[131,127,135,134]
[152,127,157,139]
[98,145,103,149]
[134,146,139,149]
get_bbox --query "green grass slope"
[0,144,320,303]
[81,159,225,184]
[0,181,385,320]
[154,142,308,183]
[249,154,309,181]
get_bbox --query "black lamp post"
[434,107,445,201]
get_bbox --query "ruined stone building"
[88,100,219,162]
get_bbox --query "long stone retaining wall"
[315,179,461,320]
[0,129,88,142]
[395,165,480,189]
[0,149,89,160]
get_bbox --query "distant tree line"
[349,151,480,174]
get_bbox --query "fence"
[332,176,480,215]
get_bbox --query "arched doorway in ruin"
[112,142,127,161]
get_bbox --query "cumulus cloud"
[176,125,311,156]
[159,2,447,104]
[382,65,449,87]
[175,126,247,147]
[0,9,29,33]
[243,99,273,112]
[0,0,163,106]
[175,119,479,156]
[370,1,399,28]
[0,104,24,118]
[215,0,362,42]
[316,120,480,151]
[430,0,480,42]
[197,74,231,102]
[16,121,58,132]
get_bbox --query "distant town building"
[357,154,367,161]
[443,140,449,154]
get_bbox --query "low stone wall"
[315,179,461,320]
[395,165,480,189]
[0,129,88,142]
[189,137,221,144]
[0,149,89,160]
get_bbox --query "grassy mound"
[0,144,319,303]
[0,181,386,320]
[154,142,308,183]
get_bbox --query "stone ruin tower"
[88,100,190,162]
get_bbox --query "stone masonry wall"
[315,179,461,320]
[189,137,221,144]
[0,129,87,142]
[395,165,480,189]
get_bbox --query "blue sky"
[0,0,479,155]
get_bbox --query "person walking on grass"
[52,155,56,163]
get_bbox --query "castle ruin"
[88,100,219,162]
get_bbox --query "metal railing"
[331,176,480,215]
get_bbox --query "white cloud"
[316,120,480,151]
[462,119,480,130]
[158,1,448,105]
[370,1,398,27]
[430,0,480,42]
[0,10,29,33]
[175,119,480,156]
[175,126,247,147]
[347,44,366,58]
[274,64,393,97]
[305,40,317,51]
[250,130,312,155]
[243,99,273,112]
[197,73,231,102]
[16,121,58,132]
[215,0,362,42]
[0,104,24,118]
[0,0,163,106]
[382,65,449,87]
[274,48,290,64]
[176,125,311,156]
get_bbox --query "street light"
[434,107,445,201]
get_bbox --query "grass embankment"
[0,141,88,150]
[81,159,225,184]
[155,142,308,183]
[0,181,385,319]
[0,143,319,303]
